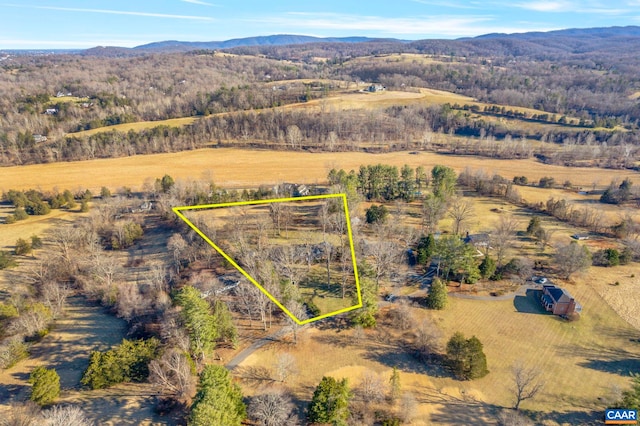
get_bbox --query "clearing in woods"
[63,82,590,138]
[174,194,362,323]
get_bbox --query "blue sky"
[1,0,638,49]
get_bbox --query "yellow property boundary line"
[173,193,362,325]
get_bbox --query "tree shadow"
[537,408,602,425]
[513,289,552,315]
[235,365,274,385]
[362,344,451,378]
[427,396,503,425]
[0,382,28,404]
[578,358,640,376]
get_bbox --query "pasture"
[1,148,638,195]
[237,273,640,424]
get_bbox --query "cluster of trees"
[81,338,159,389]
[173,286,237,363]
[3,188,91,224]
[600,179,636,205]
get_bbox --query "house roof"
[464,233,490,244]
[543,285,575,303]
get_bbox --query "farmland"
[1,27,640,426]
[0,148,638,195]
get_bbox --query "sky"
[1,0,639,49]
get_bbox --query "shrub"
[81,338,159,389]
[0,338,29,369]
[512,176,528,185]
[28,366,60,406]
[14,207,29,221]
[14,238,32,256]
[0,251,18,269]
[30,235,43,250]
[538,176,555,188]
[366,205,389,224]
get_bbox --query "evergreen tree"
[616,374,640,410]
[431,165,457,200]
[416,234,436,266]
[446,332,489,380]
[399,164,416,202]
[189,365,246,426]
[389,367,401,402]
[213,300,238,349]
[308,376,351,426]
[479,256,497,279]
[426,278,448,310]
[28,366,60,406]
[366,205,389,224]
[174,286,219,360]
[81,338,159,389]
[350,277,378,328]
[526,217,541,236]
[436,235,481,283]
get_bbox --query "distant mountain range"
[134,35,404,52]
[2,26,639,57]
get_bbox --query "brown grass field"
[69,116,200,138]
[1,148,638,195]
[62,83,591,139]
[0,296,170,425]
[237,275,640,424]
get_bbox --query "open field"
[0,296,170,425]
[69,116,200,138]
[2,148,638,195]
[237,273,640,424]
[0,206,88,250]
[60,81,591,139]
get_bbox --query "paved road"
[225,327,290,370]
[448,285,539,301]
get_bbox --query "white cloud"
[1,4,215,21]
[181,0,216,6]
[249,12,557,38]
[513,0,628,14]
[410,0,481,9]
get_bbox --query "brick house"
[540,284,582,315]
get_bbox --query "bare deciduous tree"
[414,319,443,360]
[359,370,387,404]
[448,197,475,236]
[511,361,545,410]
[41,404,94,426]
[248,388,296,426]
[399,392,418,423]
[492,215,519,266]
[40,281,69,320]
[422,195,447,234]
[273,352,297,383]
[149,349,196,403]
